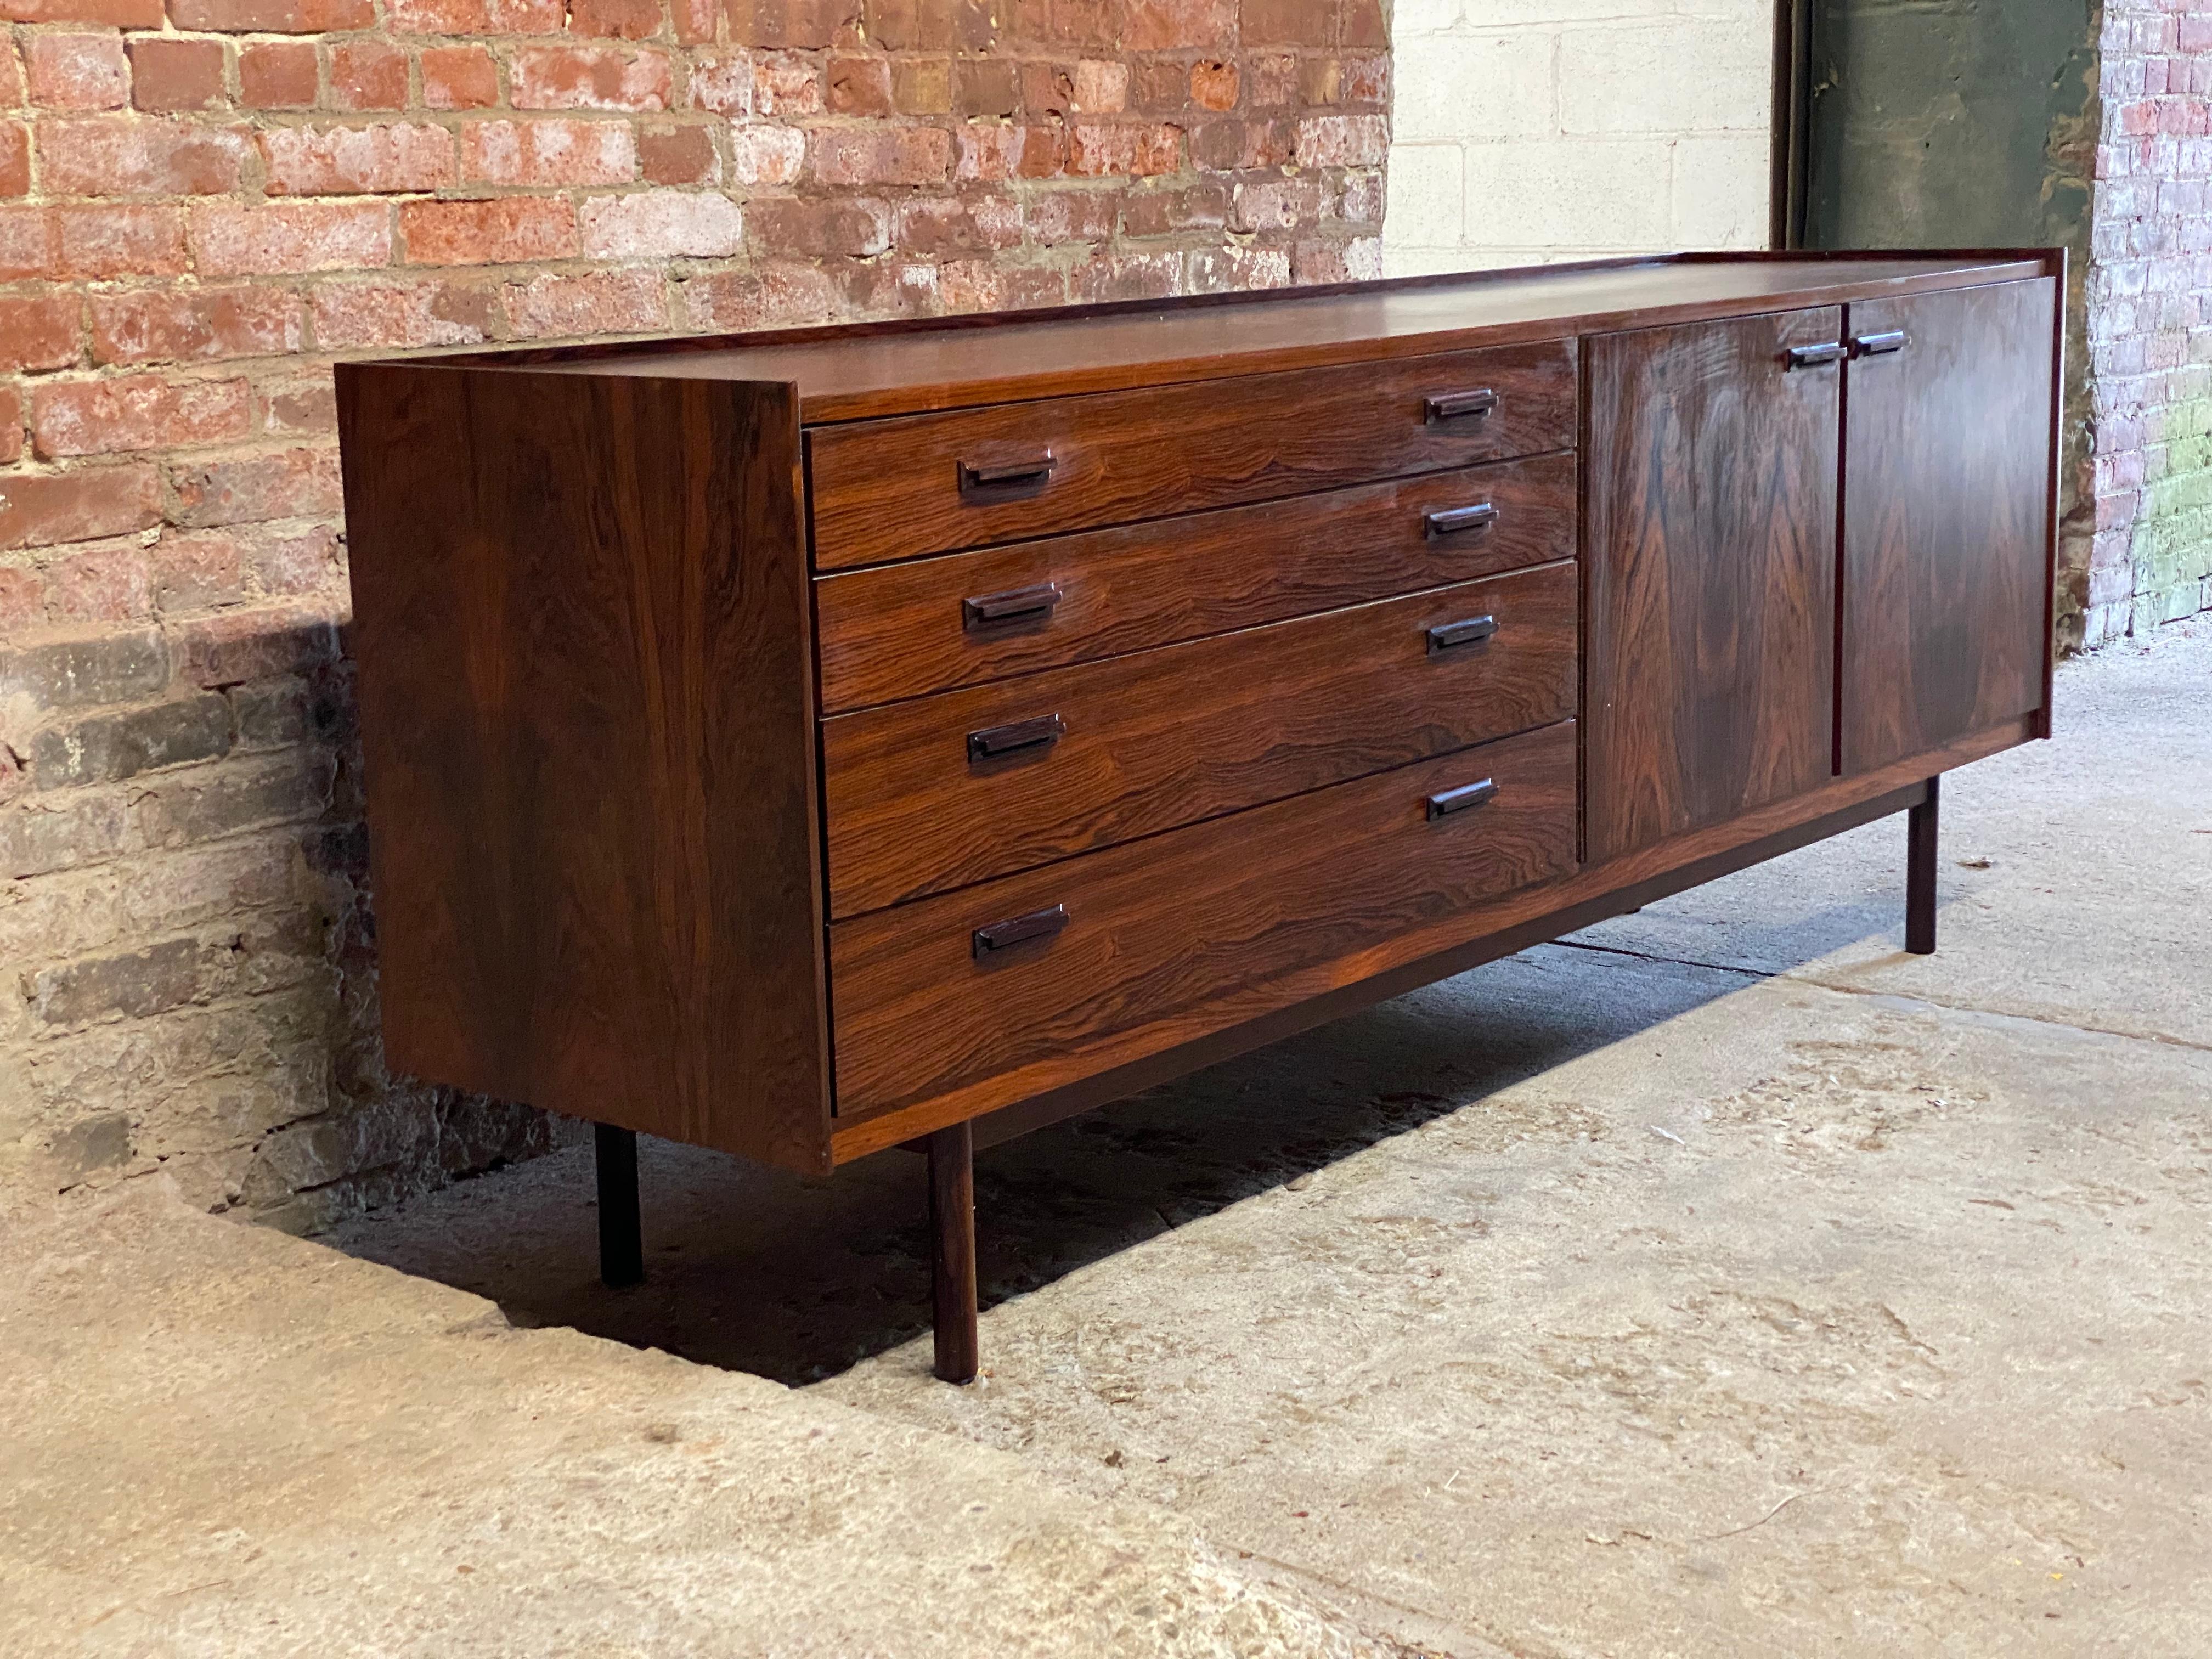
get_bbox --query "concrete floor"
[4,618,2207,1655]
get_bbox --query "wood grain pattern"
[1839,279,2057,775]
[483,255,2050,424]
[806,342,1578,567]
[832,714,2032,1162]
[335,365,833,1174]
[821,560,1578,916]
[830,720,1580,1124]
[814,453,1578,714]
[1584,308,1842,865]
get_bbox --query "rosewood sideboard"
[335,252,2063,1383]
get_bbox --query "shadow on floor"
[329,918,1872,1387]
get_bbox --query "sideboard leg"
[595,1123,644,1289]
[928,1121,979,1384]
[1906,776,1940,956]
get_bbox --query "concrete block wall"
[0,0,1387,1228]
[2087,0,2212,645]
[1381,0,1771,275]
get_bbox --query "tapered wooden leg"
[595,1124,643,1289]
[1906,776,1939,956]
[928,1121,979,1384]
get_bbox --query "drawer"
[806,341,1578,569]
[814,453,1578,714]
[821,558,1578,917]
[829,720,1579,1123]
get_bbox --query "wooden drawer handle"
[1426,614,1499,654]
[1425,502,1499,539]
[1426,778,1498,820]
[1785,342,1846,370]
[959,453,1056,493]
[973,903,1069,958]
[1425,388,1498,424]
[967,712,1065,761]
[962,582,1063,631]
[1852,330,1909,357]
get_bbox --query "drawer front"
[806,341,1578,569]
[822,559,1578,917]
[814,453,1578,714]
[830,720,1579,1123]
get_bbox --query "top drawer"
[805,341,1579,569]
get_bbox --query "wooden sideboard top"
[430,251,2056,422]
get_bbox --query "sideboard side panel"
[336,366,833,1174]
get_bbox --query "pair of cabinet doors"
[1584,280,2057,865]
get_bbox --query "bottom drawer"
[830,720,1579,1125]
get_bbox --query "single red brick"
[1299,57,1340,106]
[189,200,391,275]
[1237,0,1326,47]
[891,57,951,114]
[1190,59,1237,111]
[504,266,665,339]
[937,257,1064,314]
[309,276,499,347]
[26,33,130,110]
[568,0,659,38]
[952,121,1059,182]
[258,373,334,434]
[678,262,837,331]
[744,193,889,256]
[0,464,162,550]
[1019,59,1074,119]
[1071,58,1125,111]
[0,385,21,465]
[260,122,456,195]
[575,187,742,256]
[862,0,988,51]
[685,53,751,114]
[1119,178,1227,236]
[127,38,228,112]
[950,57,1015,117]
[1024,184,1117,243]
[0,122,27,195]
[400,194,577,263]
[670,0,714,45]
[726,122,804,184]
[151,526,246,610]
[895,190,1019,254]
[31,373,251,458]
[1294,112,1385,167]
[1341,0,1384,48]
[166,444,342,528]
[1068,120,1180,177]
[511,46,672,110]
[419,46,498,110]
[89,285,301,364]
[1341,53,1385,105]
[826,52,892,115]
[810,125,950,185]
[38,537,153,622]
[385,0,562,30]
[459,116,635,185]
[1070,248,1179,303]
[38,115,253,195]
[1122,0,1230,49]
[751,51,821,115]
[0,205,57,278]
[57,203,188,275]
[0,565,38,634]
[636,120,717,184]
[0,0,162,22]
[329,42,408,111]
[238,42,317,109]
[1127,57,1186,111]
[0,41,20,106]
[1246,52,1297,107]
[168,0,373,30]
[0,294,80,370]
[729,0,863,49]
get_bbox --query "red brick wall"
[0,0,1386,1225]
[2086,0,2212,644]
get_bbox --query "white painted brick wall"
[1385,0,1773,274]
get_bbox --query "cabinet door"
[1586,309,1843,865]
[1839,281,2056,776]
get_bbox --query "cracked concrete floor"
[7,619,2208,1656]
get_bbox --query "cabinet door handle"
[973,903,1069,958]
[1785,342,1847,369]
[962,582,1063,630]
[1426,778,1499,820]
[1426,614,1499,654]
[1425,502,1499,539]
[967,712,1065,760]
[959,452,1056,493]
[1425,388,1498,424]
[1852,330,1909,357]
